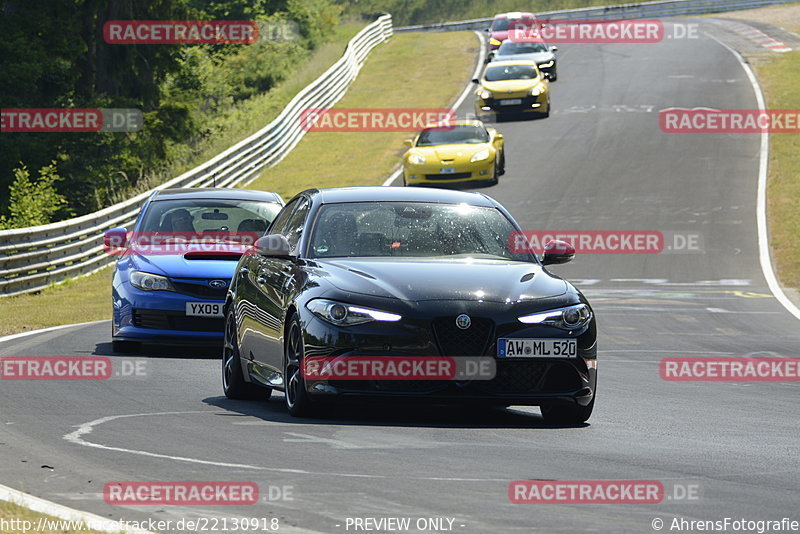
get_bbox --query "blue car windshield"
[138,199,282,237]
[309,202,534,261]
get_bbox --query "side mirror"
[403,139,413,147]
[104,227,128,250]
[542,240,575,265]
[550,45,558,52]
[471,78,480,84]
[484,28,490,32]
[494,133,504,141]
[255,234,292,258]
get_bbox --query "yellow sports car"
[402,119,505,186]
[473,60,550,118]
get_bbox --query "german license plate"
[497,338,577,358]
[186,302,223,317]
[499,99,522,106]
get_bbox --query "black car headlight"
[518,303,592,330]
[306,299,401,326]
[130,271,174,291]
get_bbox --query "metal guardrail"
[0,14,393,297]
[394,0,796,32]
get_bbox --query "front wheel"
[223,309,270,400]
[541,397,594,425]
[284,315,316,417]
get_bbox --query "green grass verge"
[755,50,800,291]
[0,500,110,534]
[246,31,478,199]
[138,21,365,196]
[0,267,111,337]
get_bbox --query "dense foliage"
[0,0,340,225]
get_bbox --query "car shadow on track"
[94,341,221,359]
[202,394,589,430]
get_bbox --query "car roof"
[493,12,535,19]
[307,186,497,207]
[151,188,283,203]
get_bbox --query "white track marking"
[62,411,508,482]
[705,32,800,322]
[0,483,154,534]
[383,30,487,187]
[0,320,107,345]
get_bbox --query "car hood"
[318,258,567,302]
[493,51,554,64]
[127,244,244,279]
[482,78,540,93]
[414,144,490,162]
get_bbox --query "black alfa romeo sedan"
[222,187,596,424]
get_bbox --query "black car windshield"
[484,64,539,81]
[138,199,282,238]
[498,41,549,54]
[416,125,489,146]
[491,17,536,31]
[309,202,534,261]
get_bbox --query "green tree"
[0,163,67,229]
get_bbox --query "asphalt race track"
[2,18,799,534]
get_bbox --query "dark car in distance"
[222,187,597,424]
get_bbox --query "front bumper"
[476,93,548,115]
[299,312,597,407]
[112,282,225,344]
[403,159,496,185]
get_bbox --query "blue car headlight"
[306,299,401,326]
[130,271,174,292]
[518,303,592,330]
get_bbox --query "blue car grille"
[171,281,227,299]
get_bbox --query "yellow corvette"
[473,60,550,118]
[402,119,505,186]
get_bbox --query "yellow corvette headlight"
[470,148,490,163]
[478,89,492,100]
[408,153,426,165]
[538,60,554,68]
[530,86,543,97]
[489,37,501,46]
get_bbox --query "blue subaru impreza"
[106,188,283,351]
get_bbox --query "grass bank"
[247,31,478,199]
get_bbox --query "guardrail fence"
[0,14,392,297]
[395,0,795,32]
[1,0,794,297]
